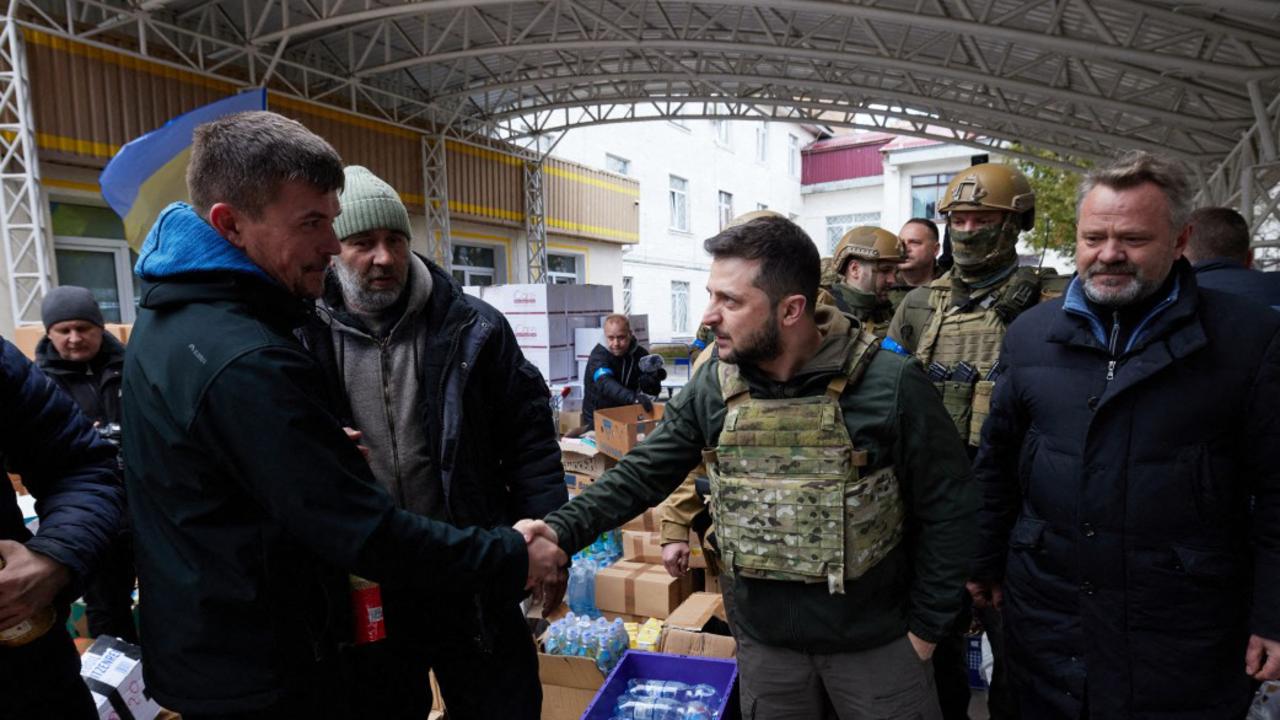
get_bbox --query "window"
[53,238,139,324]
[671,281,690,335]
[912,173,954,221]
[713,119,731,147]
[50,202,138,323]
[547,253,582,284]
[718,191,734,231]
[824,212,883,253]
[825,214,855,254]
[788,134,800,177]
[622,276,633,315]
[605,153,631,175]
[755,125,768,163]
[669,175,689,231]
[451,244,499,286]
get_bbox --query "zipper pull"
[1106,360,1116,381]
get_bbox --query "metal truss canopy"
[11,0,1280,248]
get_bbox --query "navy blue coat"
[1193,257,1280,311]
[974,260,1280,719]
[0,336,121,589]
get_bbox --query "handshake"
[514,519,569,615]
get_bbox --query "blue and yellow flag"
[100,89,267,249]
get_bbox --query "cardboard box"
[560,438,617,478]
[558,409,583,436]
[11,325,43,360]
[510,313,570,349]
[481,283,570,315]
[565,472,595,496]
[621,530,663,564]
[79,636,162,720]
[103,323,130,344]
[538,640,606,720]
[595,560,692,619]
[620,507,658,533]
[574,327,605,361]
[594,403,665,460]
[524,346,576,383]
[705,572,722,594]
[661,592,737,659]
[582,650,737,720]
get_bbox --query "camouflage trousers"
[736,632,943,720]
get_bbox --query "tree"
[1011,145,1092,255]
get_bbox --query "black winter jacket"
[974,260,1280,719]
[123,272,530,714]
[306,257,566,642]
[0,337,121,591]
[34,331,126,427]
[580,339,662,427]
[1192,257,1280,311]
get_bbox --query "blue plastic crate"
[966,633,988,690]
[582,650,738,720]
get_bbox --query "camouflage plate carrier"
[906,266,1067,444]
[705,332,903,594]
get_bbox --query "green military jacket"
[828,282,894,338]
[545,308,977,652]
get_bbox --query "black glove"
[638,354,665,374]
[635,392,656,412]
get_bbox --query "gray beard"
[1081,261,1161,308]
[332,261,403,314]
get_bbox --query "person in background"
[310,165,566,720]
[890,218,943,307]
[0,335,122,720]
[821,226,906,338]
[35,285,137,643]
[570,313,665,436]
[1184,206,1280,310]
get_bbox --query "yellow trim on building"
[448,199,524,222]
[42,178,101,194]
[267,93,419,141]
[23,28,237,93]
[548,217,638,242]
[446,140,523,166]
[545,165,639,197]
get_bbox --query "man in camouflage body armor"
[820,226,907,338]
[533,216,976,718]
[888,162,1062,720]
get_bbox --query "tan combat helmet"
[725,209,784,229]
[939,163,1036,230]
[832,226,905,276]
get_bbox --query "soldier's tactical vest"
[912,267,1064,444]
[705,333,903,594]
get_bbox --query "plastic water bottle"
[612,697,714,720]
[625,679,719,704]
[568,560,599,617]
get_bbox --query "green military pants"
[736,631,943,720]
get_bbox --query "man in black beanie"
[36,286,135,643]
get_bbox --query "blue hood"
[134,202,273,283]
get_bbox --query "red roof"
[804,131,897,153]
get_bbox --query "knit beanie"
[41,285,104,330]
[333,165,413,241]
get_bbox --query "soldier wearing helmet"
[887,162,1062,720]
[820,226,906,338]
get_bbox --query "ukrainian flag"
[100,89,267,248]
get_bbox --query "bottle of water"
[625,679,719,704]
[612,697,714,720]
[568,560,599,617]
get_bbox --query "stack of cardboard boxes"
[463,283,612,385]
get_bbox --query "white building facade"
[551,119,820,343]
